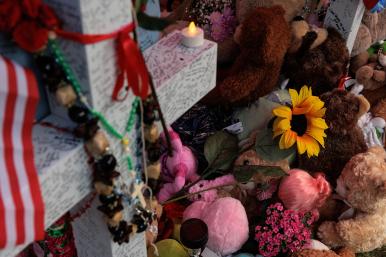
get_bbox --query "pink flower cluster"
[207,7,237,42]
[255,203,316,257]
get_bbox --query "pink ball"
[183,197,249,256]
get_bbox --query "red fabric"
[163,202,186,220]
[24,68,45,241]
[338,75,351,90]
[21,0,42,18]
[0,194,5,248]
[363,0,379,9]
[38,4,60,29]
[3,59,26,244]
[56,23,149,101]
[0,0,21,32]
[0,0,59,52]
[13,20,48,53]
[0,57,44,248]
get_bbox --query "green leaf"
[233,165,287,183]
[204,131,239,173]
[137,12,173,31]
[255,129,296,162]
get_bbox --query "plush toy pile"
[149,1,386,257]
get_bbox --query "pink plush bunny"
[157,128,199,203]
[188,174,236,202]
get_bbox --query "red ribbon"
[338,75,351,90]
[55,23,149,101]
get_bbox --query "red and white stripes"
[0,57,44,248]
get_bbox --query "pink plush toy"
[183,197,249,256]
[188,174,236,202]
[278,169,331,217]
[157,128,199,203]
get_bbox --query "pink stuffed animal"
[183,197,249,256]
[157,128,199,203]
[188,174,236,202]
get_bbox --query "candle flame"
[188,21,197,35]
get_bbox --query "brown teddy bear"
[236,0,306,23]
[352,10,386,57]
[283,18,349,96]
[318,146,386,253]
[291,248,355,257]
[299,89,369,185]
[213,6,291,106]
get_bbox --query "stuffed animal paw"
[318,221,343,248]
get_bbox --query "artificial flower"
[0,0,22,32]
[272,86,328,158]
[21,0,42,18]
[13,20,49,53]
[255,203,316,257]
[255,179,279,201]
[38,4,60,29]
[0,0,59,52]
[207,7,237,42]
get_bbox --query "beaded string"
[49,39,140,171]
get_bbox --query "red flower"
[21,0,42,18]
[0,0,22,32]
[13,20,48,52]
[38,4,59,29]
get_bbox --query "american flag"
[0,56,44,248]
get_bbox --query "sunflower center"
[291,114,307,136]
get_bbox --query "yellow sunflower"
[272,86,328,157]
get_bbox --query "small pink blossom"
[254,203,316,257]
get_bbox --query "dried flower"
[255,203,316,257]
[256,179,279,201]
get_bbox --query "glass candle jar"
[180,218,208,257]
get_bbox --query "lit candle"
[181,22,204,48]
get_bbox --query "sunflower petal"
[307,126,326,147]
[296,136,307,155]
[279,134,286,149]
[272,106,292,119]
[310,107,326,118]
[310,118,328,129]
[276,118,291,131]
[284,130,296,148]
[299,86,312,103]
[279,131,296,149]
[273,130,285,138]
[289,88,299,107]
[304,135,320,157]
[292,105,312,115]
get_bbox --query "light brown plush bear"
[318,146,386,253]
[354,51,386,100]
[291,248,355,257]
[352,10,386,57]
[351,51,386,121]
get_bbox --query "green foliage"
[255,129,296,162]
[204,131,239,174]
[137,12,173,31]
[233,165,287,183]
